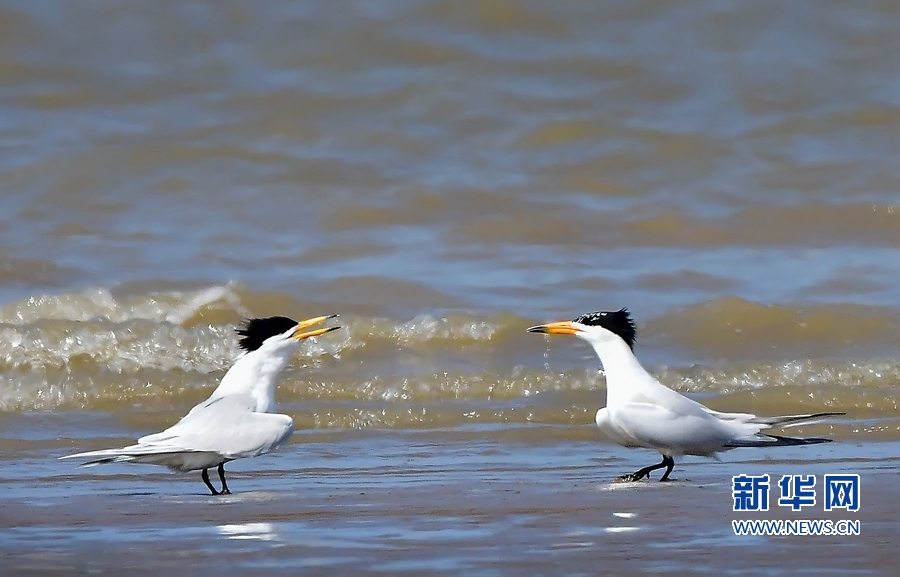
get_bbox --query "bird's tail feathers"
[755,411,845,428]
[60,444,220,472]
[725,434,833,448]
[711,410,844,428]
[60,443,181,460]
[78,455,141,467]
[60,444,155,461]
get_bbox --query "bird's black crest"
[573,308,637,350]
[236,316,297,352]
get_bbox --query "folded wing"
[61,394,294,471]
[611,402,737,457]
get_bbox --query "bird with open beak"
[62,315,341,495]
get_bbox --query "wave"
[1,285,898,433]
[646,296,900,358]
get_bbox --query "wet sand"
[2,422,894,576]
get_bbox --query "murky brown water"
[2,1,899,574]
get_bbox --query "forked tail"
[758,411,845,428]
[709,410,845,427]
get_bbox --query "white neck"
[209,345,297,413]
[580,334,657,408]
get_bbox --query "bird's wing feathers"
[169,397,294,458]
[59,445,226,472]
[62,394,294,466]
[724,434,833,448]
[139,394,294,458]
[137,394,257,444]
[631,383,714,418]
[610,400,841,456]
[611,402,736,456]
[705,409,844,428]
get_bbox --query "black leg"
[217,463,231,495]
[201,468,219,495]
[659,455,675,482]
[615,454,675,483]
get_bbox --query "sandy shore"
[1,420,894,577]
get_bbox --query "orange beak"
[291,315,341,340]
[526,320,580,336]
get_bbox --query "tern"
[527,308,841,482]
[61,315,340,495]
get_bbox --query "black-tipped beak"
[526,321,579,336]
[291,315,341,340]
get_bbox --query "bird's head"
[527,308,636,351]
[236,314,341,355]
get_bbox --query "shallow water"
[3,425,897,576]
[2,0,899,574]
